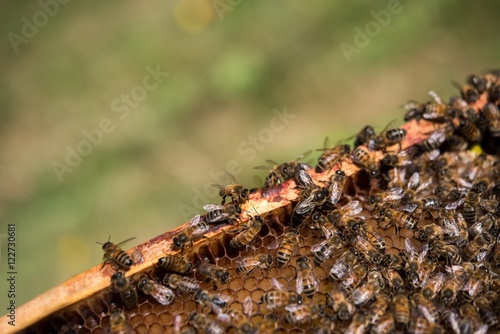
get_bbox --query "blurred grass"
[0,0,499,310]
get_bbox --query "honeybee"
[354,125,376,147]
[382,268,405,293]
[285,304,323,325]
[393,294,410,328]
[315,139,350,173]
[193,289,230,313]
[228,213,263,249]
[163,273,200,294]
[368,126,407,152]
[458,117,482,143]
[368,187,404,211]
[345,310,369,334]
[223,296,255,334]
[211,172,248,205]
[453,81,479,103]
[110,272,137,309]
[329,169,346,205]
[156,255,192,274]
[368,293,391,325]
[254,151,312,188]
[462,263,490,299]
[381,148,415,167]
[370,312,395,334]
[379,206,418,233]
[381,253,403,270]
[294,170,329,214]
[198,258,230,286]
[342,263,367,292]
[474,296,498,327]
[311,226,344,266]
[411,293,439,324]
[189,312,224,334]
[469,212,496,238]
[403,239,428,288]
[327,288,355,320]
[137,277,175,305]
[482,102,500,136]
[418,122,454,152]
[430,240,461,265]
[441,309,461,334]
[463,232,495,262]
[351,271,384,306]
[274,230,299,268]
[327,200,362,225]
[351,147,380,177]
[236,254,273,276]
[440,266,465,306]
[416,224,445,242]
[359,222,386,253]
[109,309,133,334]
[421,272,445,300]
[172,215,209,251]
[459,303,486,334]
[296,256,319,299]
[97,236,136,271]
[203,203,241,224]
[351,235,382,264]
[328,249,358,281]
[260,278,303,309]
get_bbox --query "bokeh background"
[1,1,499,311]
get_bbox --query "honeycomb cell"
[243,276,258,290]
[139,301,153,315]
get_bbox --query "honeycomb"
[17,71,500,333]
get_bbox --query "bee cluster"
[25,71,500,334]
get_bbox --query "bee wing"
[271,278,286,292]
[384,187,403,200]
[295,170,314,188]
[153,285,176,305]
[174,315,182,334]
[115,237,137,247]
[237,258,261,268]
[222,171,239,184]
[297,150,312,161]
[330,182,342,204]
[428,90,443,104]
[203,204,225,211]
[417,305,435,324]
[268,237,281,250]
[295,196,316,214]
[442,216,459,237]
[243,296,253,316]
[475,325,489,334]
[407,172,420,190]
[216,312,231,324]
[285,304,303,313]
[447,311,461,334]
[296,271,304,295]
[400,203,418,213]
[367,138,377,152]
[445,198,466,210]
[419,244,429,263]
[405,238,417,257]
[311,239,328,253]
[343,200,362,216]
[188,214,201,226]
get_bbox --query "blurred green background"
[0,0,499,311]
